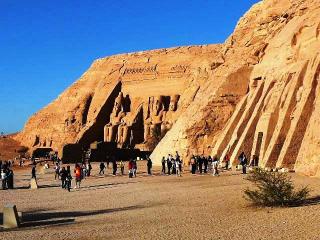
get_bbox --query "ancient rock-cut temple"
[16,0,320,176]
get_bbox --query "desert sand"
[1,162,320,240]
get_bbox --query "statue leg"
[122,126,130,145]
[110,125,118,142]
[104,125,109,142]
[117,126,123,144]
[144,125,150,142]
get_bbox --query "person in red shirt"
[128,160,133,178]
[74,163,82,188]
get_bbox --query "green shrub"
[244,168,310,207]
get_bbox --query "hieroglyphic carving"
[169,65,189,73]
[123,65,157,75]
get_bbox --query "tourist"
[224,153,230,170]
[203,156,208,173]
[65,166,72,192]
[147,157,152,175]
[212,157,219,176]
[87,162,92,176]
[208,155,213,171]
[161,157,166,175]
[6,169,14,189]
[31,165,37,180]
[198,155,203,174]
[74,163,82,188]
[112,159,117,176]
[82,163,87,178]
[190,156,196,174]
[60,167,67,188]
[99,161,106,175]
[176,157,182,177]
[1,168,7,190]
[167,155,172,175]
[171,156,176,175]
[239,152,248,174]
[54,163,60,180]
[120,160,125,175]
[128,159,133,178]
[133,159,137,177]
[176,153,182,175]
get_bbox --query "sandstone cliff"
[16,0,320,176]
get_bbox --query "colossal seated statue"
[117,120,130,146]
[161,95,180,132]
[117,104,143,147]
[104,92,126,142]
[144,96,165,141]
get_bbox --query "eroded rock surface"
[16,0,320,176]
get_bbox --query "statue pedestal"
[30,178,38,189]
[3,204,20,228]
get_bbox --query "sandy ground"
[1,162,320,240]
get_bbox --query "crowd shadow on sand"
[0,205,144,232]
[11,180,137,191]
[74,181,138,192]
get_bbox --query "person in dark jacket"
[147,157,152,175]
[7,169,14,189]
[203,156,208,173]
[65,166,72,192]
[161,157,166,175]
[198,156,204,174]
[167,156,172,175]
[239,152,248,174]
[112,159,117,176]
[190,156,196,174]
[31,165,37,179]
[99,162,106,175]
[60,167,67,188]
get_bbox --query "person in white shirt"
[212,157,219,176]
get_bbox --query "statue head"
[169,95,180,111]
[113,92,124,115]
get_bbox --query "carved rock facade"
[16,0,320,176]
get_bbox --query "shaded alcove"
[77,81,122,148]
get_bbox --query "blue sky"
[0,0,260,133]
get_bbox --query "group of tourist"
[161,152,183,176]
[0,160,14,190]
[187,154,222,175]
[1,149,250,191]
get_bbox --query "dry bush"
[244,168,310,207]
